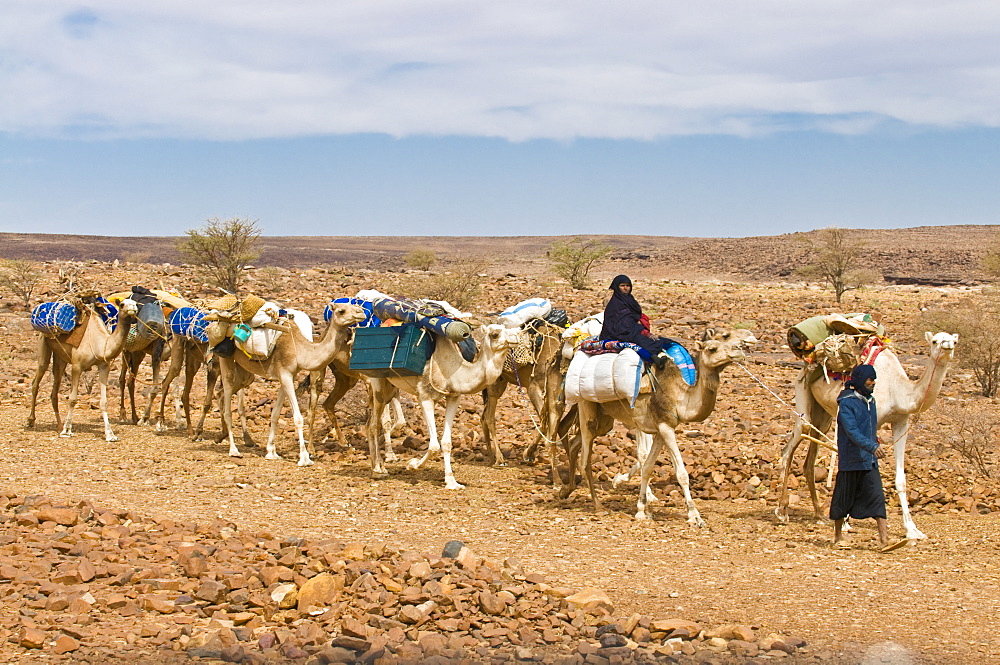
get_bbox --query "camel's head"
[480,323,521,351]
[695,327,757,367]
[328,303,367,328]
[119,298,139,318]
[925,331,958,359]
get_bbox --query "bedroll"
[30,302,77,336]
[169,307,210,343]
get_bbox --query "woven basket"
[239,295,266,322]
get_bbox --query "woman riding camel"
[600,275,671,369]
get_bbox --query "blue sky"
[1,2,999,237]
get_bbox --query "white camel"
[480,319,566,471]
[210,302,365,466]
[561,328,756,523]
[366,324,520,489]
[775,331,958,541]
[26,298,140,441]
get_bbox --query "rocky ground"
[0,236,998,664]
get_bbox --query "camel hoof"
[406,459,421,470]
[445,481,466,490]
[265,453,281,461]
[229,451,243,458]
[25,419,34,428]
[106,435,119,442]
[297,458,314,467]
[493,460,508,468]
[372,471,389,480]
[634,511,650,521]
[689,518,706,528]
[59,432,72,438]
[612,473,629,488]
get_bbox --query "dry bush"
[404,259,489,310]
[795,226,874,302]
[939,401,998,478]
[177,217,262,294]
[404,249,437,271]
[0,259,43,310]
[548,237,612,289]
[920,294,1000,397]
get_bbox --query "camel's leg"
[98,363,119,442]
[282,373,312,467]
[305,368,325,453]
[635,431,666,521]
[141,343,164,426]
[615,431,658,505]
[480,380,508,467]
[522,378,547,464]
[889,418,925,541]
[381,400,401,463]
[365,378,391,478]
[407,399,441,471]
[265,381,286,461]
[237,389,252,448]
[577,401,602,512]
[49,357,66,432]
[319,371,358,448]
[219,364,242,458]
[26,338,51,428]
[196,357,219,441]
[657,423,703,526]
[802,440,822,518]
[438,397,465,490]
[117,356,129,424]
[556,406,581,497]
[60,364,82,438]
[156,338,184,433]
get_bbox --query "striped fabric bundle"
[168,307,210,343]
[30,302,78,336]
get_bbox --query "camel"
[366,323,521,489]
[26,298,140,441]
[211,302,366,466]
[480,319,566,473]
[560,328,756,523]
[153,336,253,447]
[118,337,168,425]
[775,331,958,541]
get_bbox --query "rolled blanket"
[371,297,471,341]
[580,338,644,356]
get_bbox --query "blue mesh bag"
[30,302,78,336]
[663,340,697,386]
[169,307,209,343]
[324,298,380,328]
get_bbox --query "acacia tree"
[548,237,612,290]
[982,230,1000,277]
[796,226,875,302]
[177,217,262,294]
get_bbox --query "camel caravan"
[25,284,958,545]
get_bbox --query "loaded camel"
[208,302,365,466]
[153,335,253,448]
[367,324,521,489]
[775,331,958,541]
[561,328,756,523]
[26,298,140,441]
[480,318,566,473]
[118,336,168,426]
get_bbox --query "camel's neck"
[427,336,505,394]
[95,312,135,362]
[676,360,725,423]
[886,347,953,414]
[298,322,353,372]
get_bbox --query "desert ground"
[0,228,998,664]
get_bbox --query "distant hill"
[0,225,992,285]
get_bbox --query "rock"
[195,579,229,604]
[53,634,80,654]
[441,540,464,558]
[330,635,371,652]
[19,626,47,649]
[297,572,344,612]
[221,644,249,662]
[706,624,755,642]
[35,507,79,525]
[599,633,628,648]
[650,618,701,636]
[271,583,298,609]
[565,587,613,614]
[479,590,507,616]
[317,646,357,663]
[455,546,481,569]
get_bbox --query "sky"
[1,1,999,238]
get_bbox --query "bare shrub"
[255,266,287,298]
[0,259,43,310]
[939,401,998,478]
[405,259,488,310]
[177,217,262,294]
[548,237,612,290]
[920,294,1000,397]
[404,249,437,271]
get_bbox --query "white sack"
[249,301,281,328]
[564,348,643,406]
[499,298,552,328]
[237,327,282,359]
[284,308,313,341]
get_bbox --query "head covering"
[610,275,632,291]
[847,364,877,397]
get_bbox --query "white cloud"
[2,0,1000,140]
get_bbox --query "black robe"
[600,286,663,356]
